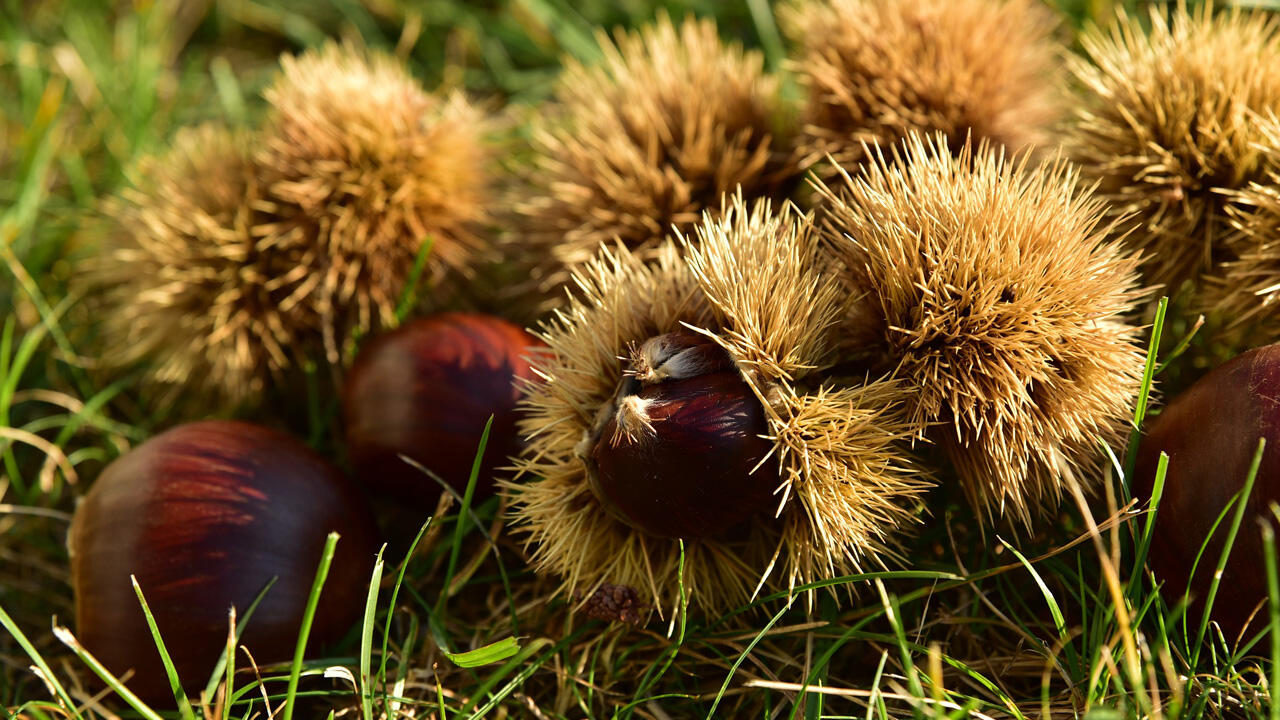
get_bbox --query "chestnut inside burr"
[584,329,780,539]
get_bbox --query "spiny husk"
[260,42,490,360]
[1207,112,1280,342]
[784,0,1060,183]
[1068,4,1280,293]
[89,125,313,407]
[815,133,1148,526]
[512,15,798,297]
[507,196,929,615]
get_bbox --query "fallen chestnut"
[1134,343,1280,635]
[69,420,378,701]
[343,312,543,507]
[585,329,780,538]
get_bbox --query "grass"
[3,0,1280,717]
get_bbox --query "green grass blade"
[131,576,196,720]
[282,532,340,720]
[626,540,688,713]
[865,651,888,720]
[745,0,785,70]
[209,56,246,124]
[393,235,435,324]
[220,607,235,720]
[360,545,386,720]
[1123,296,1167,484]
[379,518,432,694]
[718,570,960,627]
[705,596,796,720]
[513,0,603,62]
[0,316,14,399]
[875,579,924,719]
[0,601,80,717]
[462,635,570,717]
[1265,511,1280,720]
[436,670,449,720]
[1193,438,1265,666]
[50,375,137,449]
[436,415,491,616]
[442,636,522,668]
[201,576,279,703]
[1182,496,1240,641]
[998,538,1067,642]
[53,624,163,720]
[1128,451,1169,599]
[1154,314,1203,376]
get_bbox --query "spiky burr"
[815,133,1149,525]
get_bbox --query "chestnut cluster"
[1067,4,1280,297]
[508,124,1157,615]
[784,0,1060,183]
[509,1,1064,309]
[69,0,1280,674]
[70,311,542,702]
[508,196,930,614]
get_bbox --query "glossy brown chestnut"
[343,313,542,507]
[586,330,780,538]
[69,420,378,702]
[1134,343,1280,635]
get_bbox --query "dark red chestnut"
[69,420,378,702]
[585,330,780,538]
[1135,343,1280,635]
[343,312,543,507]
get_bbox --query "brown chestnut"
[69,420,379,702]
[343,312,543,507]
[1134,343,1280,635]
[585,330,780,538]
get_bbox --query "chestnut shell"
[1134,343,1280,635]
[590,371,779,538]
[343,313,541,507]
[69,420,379,702]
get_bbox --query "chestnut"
[343,312,543,507]
[69,420,378,702]
[1134,343,1280,635]
[584,330,780,538]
